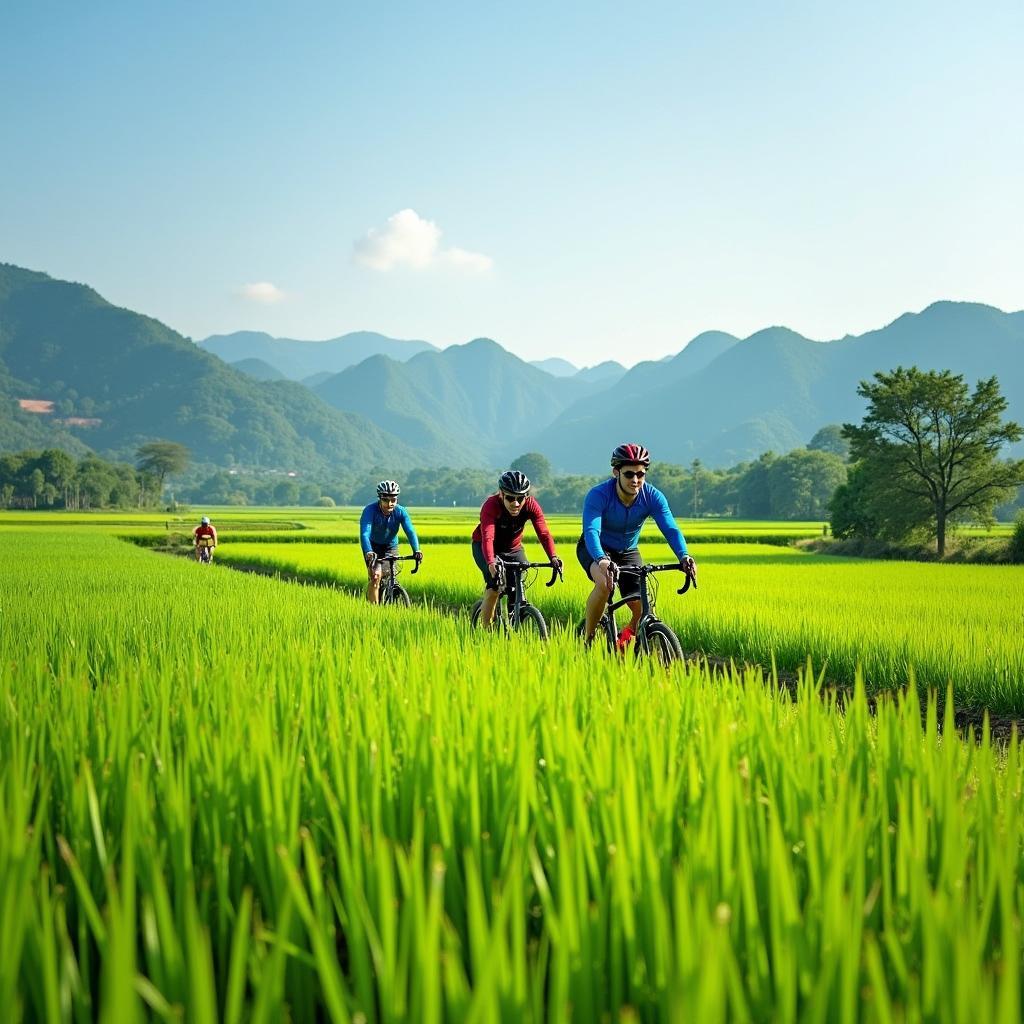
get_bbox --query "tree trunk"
[936,511,946,557]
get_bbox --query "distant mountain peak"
[530,357,579,377]
[458,336,503,352]
[742,326,808,344]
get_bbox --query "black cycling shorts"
[472,541,529,592]
[576,536,644,601]
[367,542,398,577]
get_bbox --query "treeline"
[181,431,852,520]
[0,449,163,509]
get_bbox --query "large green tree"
[842,367,1024,555]
[766,449,847,520]
[135,441,190,498]
[510,452,553,487]
[808,424,850,460]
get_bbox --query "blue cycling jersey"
[360,502,420,554]
[582,478,687,561]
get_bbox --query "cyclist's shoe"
[616,626,635,651]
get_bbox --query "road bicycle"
[374,552,421,606]
[470,557,562,639]
[582,561,696,666]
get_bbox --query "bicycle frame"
[374,552,420,602]
[493,558,562,626]
[600,563,695,643]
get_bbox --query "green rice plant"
[215,537,1024,712]
[2,528,1024,1020]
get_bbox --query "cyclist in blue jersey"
[361,480,423,604]
[579,443,697,646]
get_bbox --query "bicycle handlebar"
[610,561,697,595]
[375,553,421,575]
[493,557,564,589]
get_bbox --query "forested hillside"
[0,264,418,474]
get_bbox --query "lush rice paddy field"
[215,529,1024,714]
[3,519,1024,1021]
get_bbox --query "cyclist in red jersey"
[471,470,562,627]
[193,516,218,561]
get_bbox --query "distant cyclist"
[193,515,218,561]
[471,470,562,627]
[361,480,423,604]
[580,443,696,647]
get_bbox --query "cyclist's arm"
[210,527,218,545]
[527,499,557,559]
[649,487,688,559]
[582,488,607,562]
[399,507,420,552]
[358,505,374,554]
[479,499,499,564]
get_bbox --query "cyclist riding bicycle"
[579,443,697,646]
[361,480,423,605]
[471,470,562,628]
[193,516,218,561]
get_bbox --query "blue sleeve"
[400,507,420,552]
[582,486,606,562]
[359,505,374,553]
[649,486,688,558]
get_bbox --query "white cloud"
[354,208,492,273]
[443,246,494,273]
[239,282,286,303]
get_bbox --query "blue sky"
[2,0,1022,365]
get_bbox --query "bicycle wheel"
[576,616,615,653]
[637,620,684,666]
[514,604,548,641]
[382,584,410,607]
[471,598,508,632]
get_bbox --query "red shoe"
[616,626,634,651]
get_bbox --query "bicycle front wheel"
[576,616,614,653]
[513,604,548,641]
[383,584,411,607]
[637,620,684,666]
[471,598,508,632]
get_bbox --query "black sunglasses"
[620,470,646,480]
[502,492,527,502]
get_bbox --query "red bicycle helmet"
[610,443,651,468]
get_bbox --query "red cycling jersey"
[471,494,556,564]
[193,524,217,543]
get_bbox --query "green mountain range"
[231,357,287,382]
[199,330,437,380]
[312,338,606,465]
[0,264,417,473]
[528,304,1024,470]
[1,262,1021,477]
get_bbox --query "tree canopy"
[136,440,190,496]
[841,367,1024,554]
[510,452,553,486]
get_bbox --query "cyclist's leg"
[579,537,614,641]
[472,541,501,626]
[616,549,644,632]
[366,543,389,604]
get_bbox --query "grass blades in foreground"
[1,529,1023,1020]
